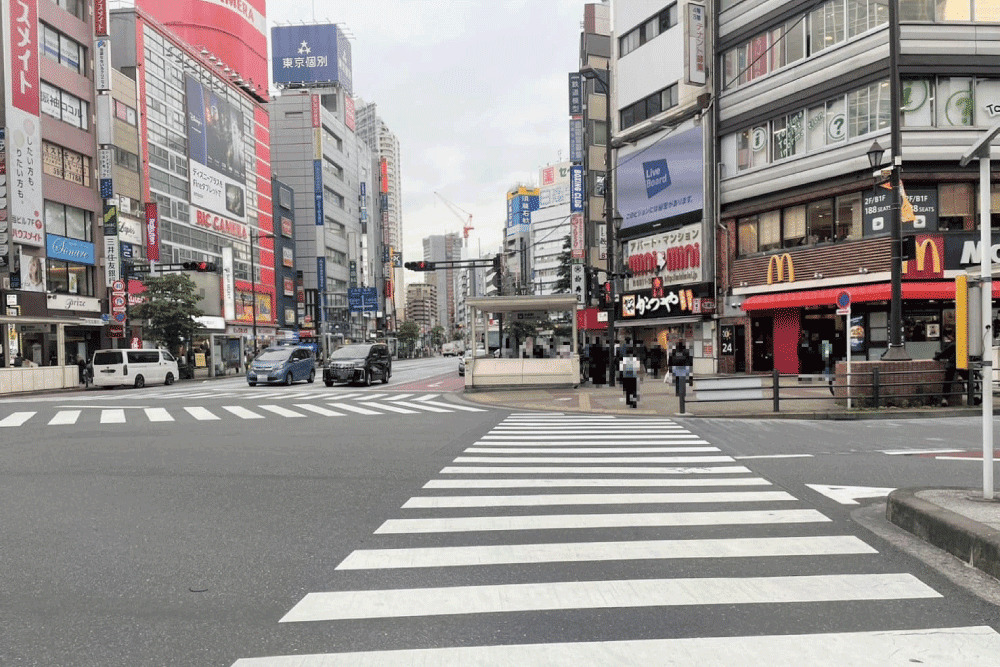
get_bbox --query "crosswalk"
[233,413,1000,665]
[0,393,485,428]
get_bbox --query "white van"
[91,349,179,388]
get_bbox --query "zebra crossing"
[0,393,485,428]
[232,413,1000,665]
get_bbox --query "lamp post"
[248,229,276,357]
[580,65,618,387]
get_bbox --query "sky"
[269,0,597,270]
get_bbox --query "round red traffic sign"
[111,279,125,292]
[836,291,851,309]
[113,312,126,323]
[112,295,126,308]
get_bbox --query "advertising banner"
[94,0,108,36]
[313,160,324,226]
[569,118,584,163]
[282,246,294,268]
[0,129,8,269]
[118,215,143,246]
[345,96,356,131]
[380,158,389,194]
[222,246,235,321]
[943,231,1000,269]
[616,126,704,232]
[102,203,118,236]
[145,203,159,261]
[47,235,95,265]
[619,284,711,321]
[4,0,44,248]
[863,186,938,236]
[568,73,583,115]
[571,213,585,260]
[104,234,120,284]
[570,165,584,212]
[624,222,704,290]
[685,4,707,86]
[94,38,112,91]
[185,75,247,222]
[47,293,100,312]
[191,206,249,240]
[271,24,352,94]
[17,247,45,291]
[539,162,571,208]
[316,256,327,316]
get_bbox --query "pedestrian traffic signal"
[182,261,217,272]
[492,253,503,273]
[404,261,436,271]
[600,281,612,307]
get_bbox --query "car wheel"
[284,373,293,386]
[248,382,257,386]
[164,372,174,386]
[363,370,371,387]
[307,369,315,383]
[324,380,333,387]
[380,367,389,384]
[134,375,145,389]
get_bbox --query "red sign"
[283,276,294,296]
[130,336,141,350]
[902,235,944,279]
[145,203,159,260]
[571,213,585,260]
[281,217,293,237]
[345,96,355,131]
[9,0,40,115]
[193,207,249,240]
[311,94,321,128]
[108,324,125,338]
[380,158,389,194]
[576,307,608,331]
[94,0,109,36]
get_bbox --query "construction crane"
[433,191,474,244]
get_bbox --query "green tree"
[552,236,573,294]
[128,274,205,354]
[430,325,446,347]
[397,321,420,356]
[504,317,539,353]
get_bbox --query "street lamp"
[248,229,276,357]
[866,140,886,169]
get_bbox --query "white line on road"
[47,410,80,425]
[452,456,735,464]
[327,402,380,415]
[464,446,720,454]
[386,393,413,401]
[407,399,486,412]
[473,440,712,446]
[144,407,173,422]
[482,434,699,440]
[414,394,440,402]
[375,508,828,534]
[294,404,343,417]
[423,477,772,489]
[358,401,417,414]
[402,490,796,509]
[259,404,306,418]
[734,454,815,460]
[184,407,220,421]
[231,626,1000,666]
[222,406,265,420]
[279,573,939,622]
[388,400,451,413]
[881,448,964,456]
[336,535,877,570]
[440,465,753,475]
[100,409,126,424]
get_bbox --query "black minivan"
[323,343,392,386]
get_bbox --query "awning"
[739,281,1000,312]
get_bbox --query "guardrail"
[678,365,986,413]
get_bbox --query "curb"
[886,487,1000,582]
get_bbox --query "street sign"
[836,308,850,316]
[836,290,851,309]
[111,279,125,292]
[108,324,125,338]
[113,312,126,323]
[130,336,141,349]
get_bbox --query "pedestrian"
[650,345,663,379]
[934,334,959,406]
[77,355,89,386]
[13,352,23,367]
[667,341,693,396]
[619,351,642,408]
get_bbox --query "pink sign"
[345,96,355,131]
[145,203,160,260]
[8,0,39,116]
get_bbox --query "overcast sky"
[270,0,596,269]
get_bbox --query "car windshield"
[330,344,371,360]
[256,349,291,362]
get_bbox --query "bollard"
[872,367,880,410]
[678,374,686,413]
[772,368,780,413]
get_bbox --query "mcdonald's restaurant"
[718,184,1000,376]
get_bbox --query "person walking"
[619,351,642,408]
[667,341,693,396]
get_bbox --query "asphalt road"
[3,369,999,665]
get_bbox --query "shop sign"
[145,203,159,260]
[943,232,1000,268]
[624,222,703,290]
[118,216,143,245]
[191,206,248,240]
[902,235,944,278]
[720,325,736,356]
[863,187,938,236]
[568,72,582,115]
[47,293,100,312]
[766,253,795,284]
[571,214,585,260]
[221,246,236,321]
[46,234,95,265]
[283,276,294,296]
[619,285,710,320]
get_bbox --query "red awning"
[740,281,1000,312]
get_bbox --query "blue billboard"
[348,286,378,312]
[570,165,584,212]
[47,235,95,265]
[271,24,353,94]
[616,126,704,232]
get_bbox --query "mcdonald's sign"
[902,236,943,278]
[766,253,795,284]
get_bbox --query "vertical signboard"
[685,4,707,86]
[94,0,109,36]
[145,203,160,260]
[94,38,112,91]
[3,0,44,248]
[0,129,8,270]
[571,213,586,260]
[569,118,584,163]
[568,73,583,115]
[316,256,327,324]
[570,165,584,212]
[222,246,236,321]
[104,234,120,284]
[380,158,389,194]
[345,96,356,131]
[185,75,247,223]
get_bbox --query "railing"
[678,365,986,413]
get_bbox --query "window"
[53,0,83,19]
[592,120,608,146]
[848,81,890,138]
[115,100,138,125]
[40,82,89,129]
[44,201,92,242]
[619,84,678,130]
[902,78,934,126]
[42,141,91,187]
[900,0,975,20]
[835,193,863,240]
[619,3,677,57]
[759,210,782,251]
[619,30,640,57]
[737,125,769,171]
[807,199,835,243]
[936,77,974,127]
[738,217,759,255]
[939,183,974,230]
[772,111,805,160]
[40,24,84,73]
[783,205,807,247]
[115,147,140,171]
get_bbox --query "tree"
[397,321,420,357]
[504,317,539,353]
[128,274,205,354]
[552,236,573,294]
[430,325,446,347]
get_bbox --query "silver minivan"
[92,349,179,388]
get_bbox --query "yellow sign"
[195,352,207,368]
[903,238,941,274]
[766,253,795,284]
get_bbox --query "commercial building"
[405,282,437,332]
[422,232,462,334]
[530,162,573,296]
[715,0,1000,374]
[504,185,540,293]
[271,176,297,334]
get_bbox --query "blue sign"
[313,160,324,226]
[348,286,378,313]
[570,165,584,213]
[100,178,113,199]
[616,126,704,232]
[569,118,584,163]
[568,73,583,115]
[271,24,353,94]
[47,235,95,265]
[316,257,327,318]
[121,243,133,260]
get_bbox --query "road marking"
[100,409,126,424]
[294,404,343,417]
[734,454,815,460]
[388,400,451,413]
[376,507,827,534]
[453,455,735,464]
[882,448,964,456]
[222,406,265,420]
[386,393,413,401]
[360,392,388,400]
[408,398,486,412]
[358,401,417,414]
[279,573,939,622]
[232,626,1000,666]
[259,404,306,418]
[423,477,772,489]
[473,440,712,446]
[48,410,81,425]
[337,535,876,570]
[414,394,441,402]
[441,465,752,475]
[935,455,991,461]
[327,402,380,415]
[483,434,699,440]
[491,428,689,433]
[464,446,720,454]
[402,490,796,509]
[806,484,896,505]
[144,407,173,422]
[184,407,220,421]
[329,392,362,400]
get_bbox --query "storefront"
[616,283,716,375]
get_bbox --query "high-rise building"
[422,233,462,334]
[271,177,297,332]
[577,2,611,269]
[531,162,573,296]
[405,282,436,332]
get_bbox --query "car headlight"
[353,361,366,368]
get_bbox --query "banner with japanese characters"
[623,222,704,291]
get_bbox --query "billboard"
[186,75,247,222]
[616,126,703,232]
[624,223,704,290]
[538,162,571,208]
[271,24,352,94]
[570,165,584,212]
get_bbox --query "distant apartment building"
[422,233,462,333]
[405,282,437,332]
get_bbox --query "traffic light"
[404,261,436,271]
[182,261,217,272]
[491,254,503,290]
[600,281,612,308]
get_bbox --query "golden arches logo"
[766,254,795,284]
[904,238,941,274]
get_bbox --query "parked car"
[92,348,179,388]
[324,343,391,386]
[247,346,315,386]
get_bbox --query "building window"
[738,216,759,255]
[47,260,94,296]
[40,82,89,130]
[42,141,91,187]
[835,193,863,240]
[936,77,974,127]
[620,83,678,130]
[53,0,84,20]
[772,111,805,159]
[41,24,84,74]
[114,147,140,171]
[940,183,974,230]
[900,0,970,20]
[759,210,782,251]
[44,200,92,242]
[619,3,677,57]
[807,199,835,243]
[848,81,891,138]
[783,205,807,247]
[115,100,138,125]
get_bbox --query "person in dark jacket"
[934,334,959,406]
[668,342,693,396]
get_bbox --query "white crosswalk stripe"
[258,404,306,418]
[326,402,381,415]
[294,404,343,417]
[233,414,995,666]
[100,409,126,424]
[222,405,265,420]
[184,407,220,421]
[387,399,451,413]
[144,407,173,422]
[48,410,81,425]
[358,401,416,414]
[0,411,36,427]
